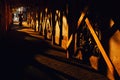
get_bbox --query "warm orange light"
[56,10,59,14]
[109,22,120,76]
[45,8,48,13]
[85,18,114,74]
[55,21,60,45]
[77,6,88,28]
[66,34,73,49]
[110,19,114,27]
[62,16,68,49]
[77,12,86,27]
[36,20,38,31]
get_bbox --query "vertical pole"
[59,11,63,46]
[52,9,55,45]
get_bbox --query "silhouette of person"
[18,12,23,26]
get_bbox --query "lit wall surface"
[62,16,68,49]
[110,30,120,76]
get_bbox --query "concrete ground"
[0,24,109,80]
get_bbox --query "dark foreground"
[0,25,108,80]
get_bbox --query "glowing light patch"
[62,16,68,49]
[55,21,60,45]
[110,19,114,27]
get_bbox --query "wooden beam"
[77,6,88,28]
[85,18,114,74]
[77,12,86,27]
[66,34,73,49]
[66,7,88,50]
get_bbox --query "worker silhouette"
[18,12,23,26]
